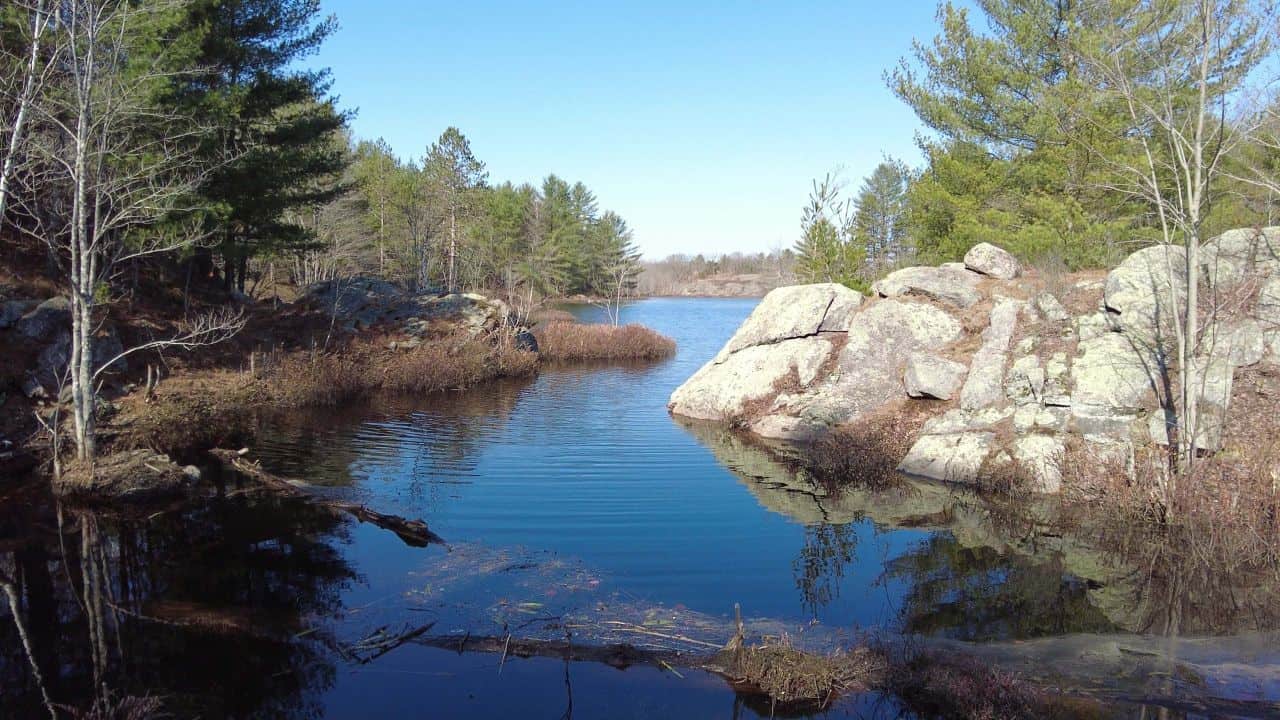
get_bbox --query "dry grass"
[714,642,886,712]
[534,321,676,362]
[112,332,538,454]
[262,332,539,406]
[773,394,940,496]
[527,308,577,326]
[801,405,926,493]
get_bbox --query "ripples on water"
[5,298,1278,718]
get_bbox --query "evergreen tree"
[423,127,487,291]
[852,158,912,272]
[890,0,1141,267]
[180,0,349,291]
[794,175,866,292]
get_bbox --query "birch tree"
[1071,0,1273,495]
[0,0,53,224]
[13,0,240,464]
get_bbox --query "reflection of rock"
[672,415,1167,635]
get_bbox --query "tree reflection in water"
[0,485,358,718]
[792,522,860,619]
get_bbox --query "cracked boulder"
[669,284,860,422]
[714,283,862,360]
[1104,245,1186,343]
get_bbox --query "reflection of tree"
[0,490,358,718]
[792,523,860,618]
[882,534,1115,641]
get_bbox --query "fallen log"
[209,448,443,547]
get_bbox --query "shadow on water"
[0,483,355,718]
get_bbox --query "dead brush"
[534,321,676,362]
[713,637,886,713]
[265,331,540,406]
[795,399,933,495]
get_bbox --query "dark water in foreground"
[3,298,1279,718]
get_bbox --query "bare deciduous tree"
[10,0,242,465]
[1073,0,1275,501]
[0,0,54,224]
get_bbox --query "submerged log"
[209,448,443,547]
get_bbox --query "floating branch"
[209,448,444,547]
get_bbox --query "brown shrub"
[799,398,934,494]
[535,321,676,362]
[115,332,539,455]
[715,642,886,712]
[269,332,539,406]
[528,308,577,326]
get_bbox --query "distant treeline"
[637,250,795,296]
[296,130,641,300]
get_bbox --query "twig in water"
[499,633,512,675]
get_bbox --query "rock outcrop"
[302,278,514,339]
[670,228,1280,493]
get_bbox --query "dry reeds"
[534,321,676,362]
[268,332,539,407]
[714,641,886,712]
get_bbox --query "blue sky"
[313,1,943,259]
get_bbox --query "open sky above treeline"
[314,1,950,258]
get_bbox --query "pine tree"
[852,159,912,272]
[890,0,1142,267]
[180,0,349,292]
[423,127,487,291]
[794,175,866,292]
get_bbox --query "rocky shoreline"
[669,229,1280,493]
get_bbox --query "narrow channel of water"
[2,298,1277,718]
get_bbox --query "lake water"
[2,298,1278,718]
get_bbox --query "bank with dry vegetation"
[534,320,676,362]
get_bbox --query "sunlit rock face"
[670,227,1280,494]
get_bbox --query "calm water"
[3,298,1278,718]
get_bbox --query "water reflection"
[0,486,355,718]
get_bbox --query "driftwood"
[415,633,695,671]
[209,449,443,547]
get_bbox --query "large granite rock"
[0,299,37,330]
[754,300,964,438]
[964,242,1022,280]
[669,283,866,423]
[898,432,995,482]
[959,298,1023,410]
[904,353,967,400]
[1104,245,1186,342]
[716,283,862,360]
[668,336,836,421]
[670,231,1280,497]
[872,266,983,309]
[1201,226,1280,289]
[1070,333,1159,412]
[16,296,71,341]
[1013,435,1065,493]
